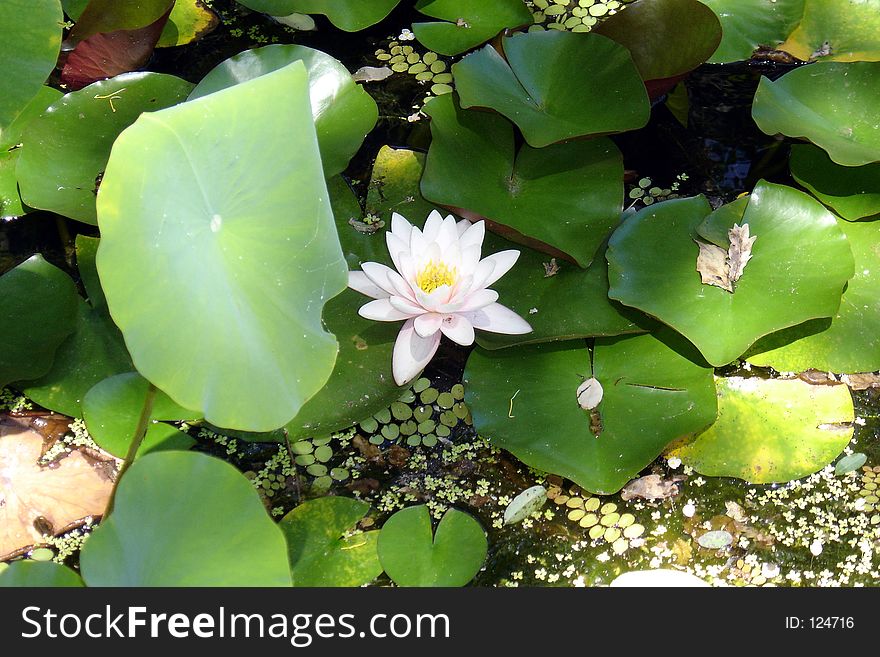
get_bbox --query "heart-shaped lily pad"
[752,62,880,167]
[668,377,854,483]
[594,0,722,85]
[702,0,805,63]
[377,505,487,587]
[454,31,649,148]
[476,231,645,349]
[80,451,292,585]
[21,237,132,417]
[607,184,854,366]
[0,561,84,587]
[747,217,880,373]
[82,372,198,458]
[790,144,880,221]
[464,333,717,494]
[189,44,377,176]
[778,0,880,63]
[0,87,61,218]
[16,72,193,225]
[422,94,624,268]
[277,0,400,31]
[96,62,348,432]
[0,0,62,131]
[0,255,79,389]
[281,496,382,587]
[413,0,533,56]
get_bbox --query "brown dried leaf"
[842,372,880,390]
[0,417,114,560]
[695,239,733,292]
[727,222,756,283]
[620,473,685,501]
[695,222,756,293]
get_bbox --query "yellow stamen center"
[415,260,457,293]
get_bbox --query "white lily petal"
[422,210,445,241]
[480,250,520,288]
[440,314,475,346]
[391,213,413,242]
[396,251,417,287]
[458,220,485,252]
[459,244,481,277]
[389,295,426,316]
[435,215,460,250]
[414,312,443,337]
[456,218,472,236]
[416,285,454,312]
[455,288,499,312]
[386,232,410,270]
[360,261,398,295]
[464,303,532,334]
[358,298,413,322]
[410,227,429,262]
[468,258,497,293]
[392,319,441,385]
[387,269,418,302]
[348,271,388,299]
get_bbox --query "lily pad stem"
[103,382,157,518]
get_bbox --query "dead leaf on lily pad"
[0,416,114,560]
[695,239,732,292]
[695,223,756,293]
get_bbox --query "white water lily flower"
[349,211,532,385]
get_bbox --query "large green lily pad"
[454,31,649,148]
[413,0,532,56]
[747,218,880,373]
[594,0,722,83]
[277,0,400,30]
[281,497,382,587]
[0,561,84,587]
[20,238,132,417]
[285,178,406,439]
[464,333,717,494]
[752,62,880,167]
[607,185,854,366]
[0,255,78,389]
[0,86,61,218]
[476,232,645,349]
[80,451,292,586]
[422,94,624,268]
[96,62,348,432]
[0,0,62,131]
[377,505,487,587]
[703,0,805,63]
[82,372,198,458]
[189,44,377,176]
[16,73,193,225]
[790,144,880,221]
[779,0,880,63]
[669,377,854,483]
